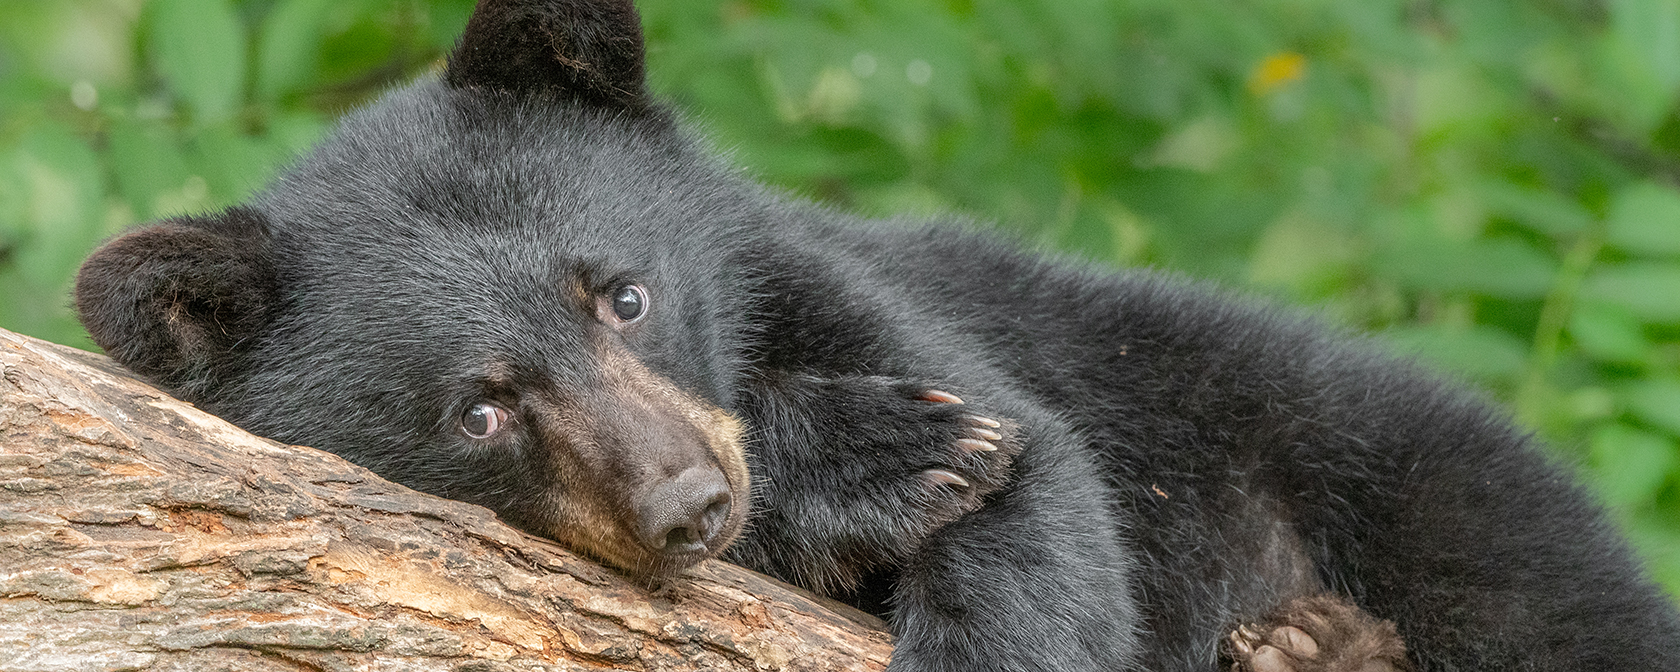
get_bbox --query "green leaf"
[1624,379,1680,435]
[188,123,285,205]
[1413,64,1510,135]
[1607,181,1680,256]
[107,118,191,219]
[1599,0,1680,133]
[1478,180,1593,237]
[425,0,478,52]
[1609,0,1680,92]
[1248,210,1355,293]
[1590,424,1678,507]
[256,0,334,101]
[268,111,330,157]
[1375,238,1559,299]
[3,124,104,289]
[1581,262,1680,323]
[1627,509,1680,598]
[0,149,24,246]
[1382,324,1530,385]
[148,0,246,121]
[314,5,404,83]
[1570,301,1653,363]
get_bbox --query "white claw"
[921,390,964,404]
[923,469,971,488]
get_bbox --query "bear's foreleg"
[885,405,1142,671]
[729,375,1141,670]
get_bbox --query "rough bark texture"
[0,327,893,672]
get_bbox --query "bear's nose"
[637,466,732,555]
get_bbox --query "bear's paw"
[1223,594,1412,672]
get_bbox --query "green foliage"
[149,0,247,122]
[2,0,1678,593]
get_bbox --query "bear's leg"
[1292,424,1680,669]
[883,412,1142,670]
[726,373,1140,669]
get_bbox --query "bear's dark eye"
[611,284,648,322]
[461,402,511,439]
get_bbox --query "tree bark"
[0,327,892,672]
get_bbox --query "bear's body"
[75,1,1680,670]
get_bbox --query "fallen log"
[0,326,892,671]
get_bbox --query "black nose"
[637,466,732,555]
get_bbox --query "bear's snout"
[636,465,733,555]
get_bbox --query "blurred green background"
[3,0,1679,594]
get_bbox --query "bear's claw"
[922,469,972,488]
[963,414,1002,428]
[906,384,1019,514]
[919,389,965,404]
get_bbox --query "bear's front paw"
[1222,595,1412,672]
[735,373,1025,587]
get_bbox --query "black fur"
[76,1,1680,670]
[75,207,277,399]
[446,0,647,109]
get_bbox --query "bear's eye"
[611,284,648,323]
[461,402,511,439]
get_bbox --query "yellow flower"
[1249,52,1307,95]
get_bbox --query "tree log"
[0,327,893,671]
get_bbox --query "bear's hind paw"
[1223,595,1412,672]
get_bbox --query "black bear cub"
[74,1,1680,670]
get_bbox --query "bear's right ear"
[74,207,278,401]
[445,0,648,110]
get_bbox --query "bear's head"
[74,0,759,580]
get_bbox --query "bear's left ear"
[74,207,279,402]
[445,0,648,110]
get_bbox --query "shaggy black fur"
[75,1,1680,670]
